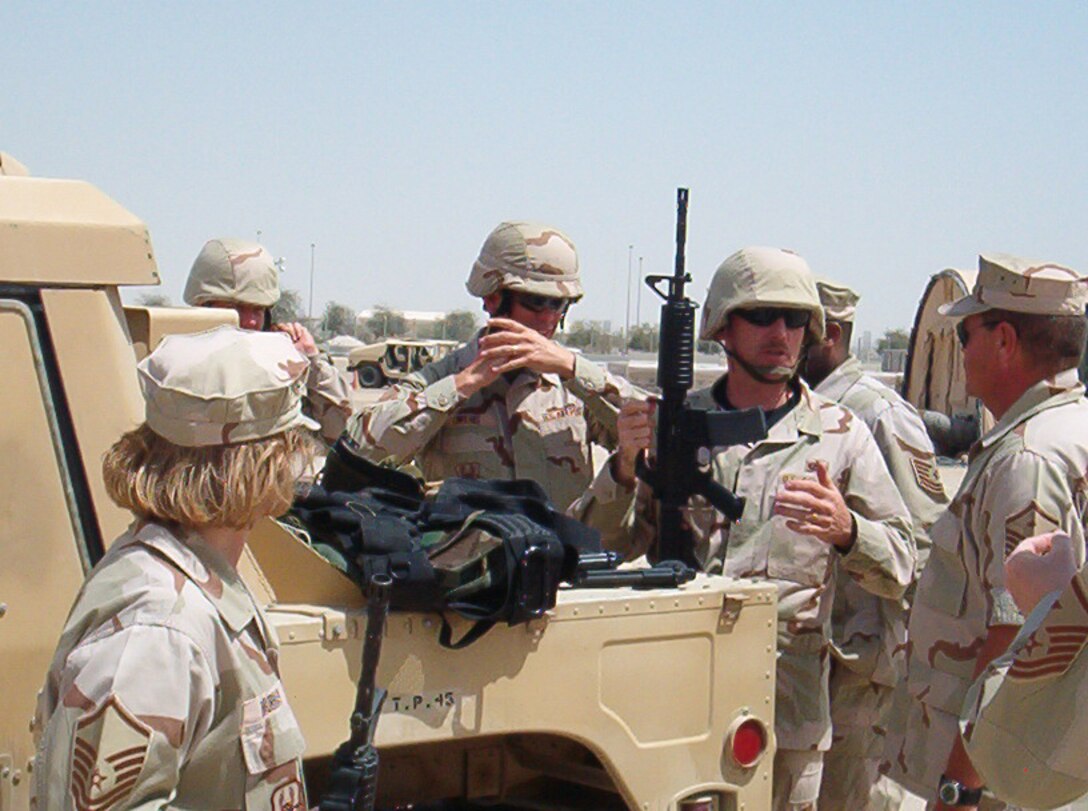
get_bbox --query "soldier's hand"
[454,352,503,397]
[1006,531,1078,614]
[272,322,318,357]
[612,399,656,488]
[773,459,855,549]
[477,318,577,378]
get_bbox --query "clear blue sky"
[4,2,1086,341]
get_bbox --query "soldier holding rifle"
[574,242,915,810]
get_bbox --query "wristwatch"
[937,775,983,806]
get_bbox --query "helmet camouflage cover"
[183,238,281,308]
[699,246,825,342]
[466,222,584,300]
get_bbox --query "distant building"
[356,309,445,338]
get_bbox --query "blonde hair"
[103,424,315,529]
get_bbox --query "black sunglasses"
[733,307,812,329]
[513,293,571,314]
[956,319,1002,348]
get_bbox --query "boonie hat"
[138,325,318,446]
[183,238,281,308]
[939,253,1087,318]
[817,279,860,323]
[699,246,825,342]
[466,221,584,300]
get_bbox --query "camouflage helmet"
[699,246,825,342]
[466,222,584,300]
[183,238,281,308]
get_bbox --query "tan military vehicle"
[0,160,777,810]
[349,338,460,388]
[902,267,993,463]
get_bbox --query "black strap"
[438,615,496,649]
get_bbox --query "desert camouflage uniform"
[32,521,308,811]
[306,354,353,443]
[573,378,916,807]
[886,367,1088,803]
[963,559,1088,810]
[348,331,637,511]
[815,355,947,810]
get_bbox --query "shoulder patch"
[71,695,152,811]
[894,436,945,499]
[1004,501,1061,558]
[1009,575,1088,681]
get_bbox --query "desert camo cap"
[138,325,318,446]
[817,279,861,323]
[466,221,584,300]
[699,246,825,341]
[183,238,281,308]
[939,253,1088,318]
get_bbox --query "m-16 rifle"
[637,188,769,567]
[319,573,392,811]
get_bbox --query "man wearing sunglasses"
[883,254,1088,811]
[345,221,639,511]
[573,246,916,810]
[802,280,949,810]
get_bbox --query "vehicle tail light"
[728,717,767,768]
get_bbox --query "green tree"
[271,288,304,324]
[440,310,478,342]
[320,301,357,337]
[137,292,172,307]
[626,323,658,352]
[877,328,910,353]
[366,305,407,339]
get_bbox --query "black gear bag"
[288,470,601,648]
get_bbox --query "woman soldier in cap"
[33,326,317,809]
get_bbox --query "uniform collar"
[706,375,822,443]
[812,355,864,402]
[978,367,1086,450]
[129,522,259,635]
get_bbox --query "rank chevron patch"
[1009,573,1088,681]
[71,695,152,811]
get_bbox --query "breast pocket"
[918,508,969,617]
[240,685,308,810]
[766,521,833,587]
[540,415,589,474]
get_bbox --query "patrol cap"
[138,325,318,447]
[466,221,584,300]
[939,253,1088,318]
[817,279,860,323]
[183,238,281,308]
[699,246,825,342]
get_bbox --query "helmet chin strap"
[724,348,803,385]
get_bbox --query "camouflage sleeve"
[562,356,646,451]
[837,421,918,600]
[35,624,215,809]
[971,451,1075,628]
[306,355,354,443]
[961,562,1088,808]
[345,349,469,464]
[867,402,947,573]
[569,456,655,560]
